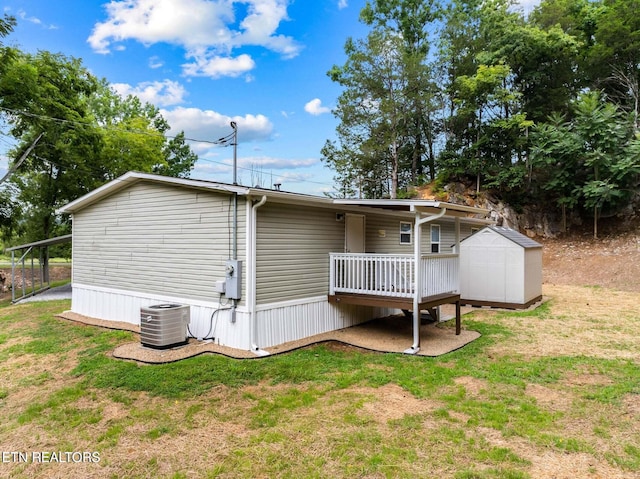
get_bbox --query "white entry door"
[345,214,365,253]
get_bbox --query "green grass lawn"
[0,290,639,478]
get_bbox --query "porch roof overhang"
[332,199,490,218]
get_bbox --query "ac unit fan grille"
[140,304,190,349]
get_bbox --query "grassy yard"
[0,285,639,478]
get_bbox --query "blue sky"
[1,0,540,195]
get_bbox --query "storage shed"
[459,226,542,309]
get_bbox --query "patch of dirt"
[525,383,569,411]
[453,376,488,397]
[541,229,640,293]
[0,265,71,301]
[354,383,441,423]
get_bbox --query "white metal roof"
[58,171,491,219]
[333,198,490,216]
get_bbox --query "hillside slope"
[542,230,640,293]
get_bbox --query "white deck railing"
[329,253,459,299]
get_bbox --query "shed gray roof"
[485,226,542,248]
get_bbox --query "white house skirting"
[72,284,396,351]
[255,297,396,349]
[71,283,252,350]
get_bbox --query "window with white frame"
[430,224,441,253]
[400,221,412,244]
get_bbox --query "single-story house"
[58,171,493,355]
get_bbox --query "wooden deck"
[328,292,461,335]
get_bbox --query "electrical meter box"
[225,259,242,299]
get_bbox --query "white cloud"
[148,56,164,69]
[304,98,331,116]
[17,9,41,25]
[88,0,234,53]
[111,80,187,107]
[16,8,57,29]
[160,106,274,143]
[88,0,302,79]
[237,157,319,169]
[182,53,255,79]
[233,0,300,58]
[273,171,315,184]
[192,160,232,175]
[337,0,348,10]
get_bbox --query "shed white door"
[345,214,365,253]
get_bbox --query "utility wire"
[0,106,237,146]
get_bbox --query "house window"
[400,222,412,244]
[431,225,441,253]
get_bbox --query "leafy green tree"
[327,30,413,198]
[360,0,442,182]
[159,132,198,178]
[572,92,638,237]
[90,80,197,180]
[0,50,102,242]
[588,0,640,128]
[0,185,22,240]
[1,50,198,244]
[326,0,442,198]
[532,92,640,237]
[0,14,18,241]
[0,14,15,36]
[530,113,583,231]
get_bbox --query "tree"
[1,50,198,243]
[530,113,583,231]
[572,92,636,237]
[327,30,412,198]
[360,0,442,182]
[0,14,18,240]
[531,92,640,237]
[587,0,640,129]
[0,50,103,242]
[325,0,442,198]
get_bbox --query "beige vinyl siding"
[365,214,414,254]
[72,181,246,303]
[437,221,456,253]
[256,202,344,304]
[365,214,468,254]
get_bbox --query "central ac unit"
[140,304,190,349]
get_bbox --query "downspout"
[231,122,239,321]
[404,207,447,354]
[250,195,269,356]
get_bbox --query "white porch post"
[404,207,447,355]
